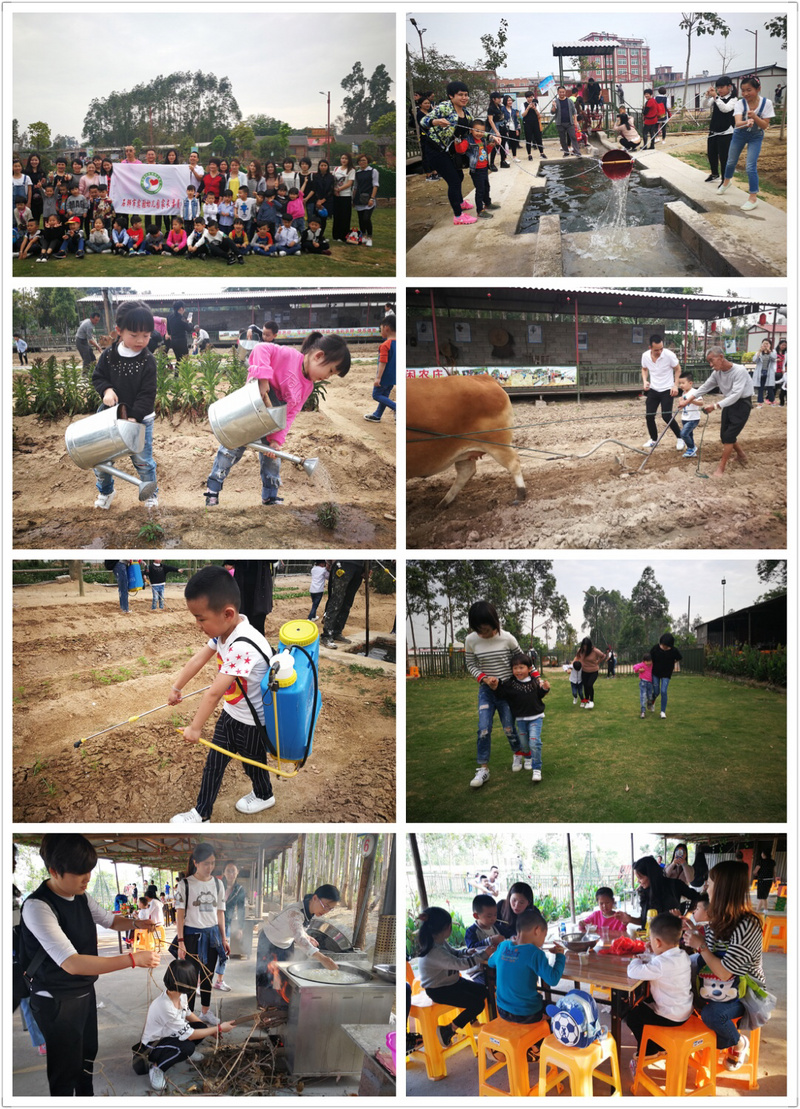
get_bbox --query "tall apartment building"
[577,31,651,84]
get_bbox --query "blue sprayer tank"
[261,619,321,764]
[127,562,144,592]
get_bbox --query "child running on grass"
[464,600,521,790]
[203,331,350,507]
[495,651,550,783]
[168,565,275,822]
[633,652,654,718]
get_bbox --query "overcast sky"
[13,13,394,140]
[408,558,778,646]
[406,11,784,85]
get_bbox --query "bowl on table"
[561,932,601,953]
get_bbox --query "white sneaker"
[642,439,657,449]
[573,697,578,704]
[189,1050,204,1063]
[523,756,533,770]
[170,807,206,823]
[149,1065,166,1090]
[512,754,524,772]
[213,980,232,991]
[470,767,490,789]
[660,711,666,719]
[365,237,373,247]
[145,494,159,508]
[675,439,685,451]
[740,199,758,212]
[236,791,276,814]
[532,769,542,782]
[94,491,115,510]
[200,1010,220,1026]
[586,701,594,709]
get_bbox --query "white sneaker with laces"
[189,1050,204,1063]
[236,791,276,814]
[170,807,205,823]
[512,754,524,772]
[573,697,578,704]
[675,439,685,451]
[523,757,533,771]
[94,491,115,510]
[660,711,667,719]
[213,980,232,991]
[470,767,490,789]
[200,1010,220,1026]
[149,1065,166,1091]
[586,701,594,709]
[532,769,542,782]
[642,439,658,449]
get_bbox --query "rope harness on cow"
[407,407,713,476]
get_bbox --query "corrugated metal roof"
[663,63,786,87]
[77,287,394,303]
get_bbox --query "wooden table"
[341,1024,395,1097]
[539,951,647,1056]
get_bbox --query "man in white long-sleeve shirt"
[678,346,754,476]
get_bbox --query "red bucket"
[600,150,633,180]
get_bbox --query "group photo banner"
[109,163,189,214]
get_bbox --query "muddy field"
[407,395,786,549]
[12,354,396,549]
[12,579,396,823]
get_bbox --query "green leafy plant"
[379,694,396,717]
[316,502,340,530]
[138,522,165,543]
[303,379,328,412]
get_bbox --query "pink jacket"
[633,661,653,682]
[167,229,187,250]
[247,343,313,447]
[287,197,306,220]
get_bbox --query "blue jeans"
[370,380,396,418]
[113,561,129,613]
[680,420,698,450]
[207,439,282,499]
[476,683,516,764]
[570,681,583,699]
[699,997,744,1049]
[151,583,165,609]
[724,127,764,194]
[639,679,654,710]
[308,591,324,619]
[94,415,157,496]
[652,676,670,712]
[757,377,775,404]
[19,996,46,1049]
[515,717,544,770]
[266,243,301,255]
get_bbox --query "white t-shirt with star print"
[207,614,273,725]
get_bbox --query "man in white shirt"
[678,345,754,476]
[641,334,683,451]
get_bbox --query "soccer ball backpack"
[546,989,605,1048]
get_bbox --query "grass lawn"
[13,209,396,277]
[671,149,786,203]
[406,673,786,823]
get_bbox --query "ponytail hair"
[187,841,215,876]
[300,331,351,377]
[417,906,452,956]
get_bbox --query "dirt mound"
[13,358,395,549]
[407,396,786,549]
[12,580,396,823]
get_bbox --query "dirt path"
[407,396,786,549]
[12,580,396,823]
[13,359,396,549]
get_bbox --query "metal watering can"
[64,405,156,501]
[208,380,319,479]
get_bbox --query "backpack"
[546,989,605,1048]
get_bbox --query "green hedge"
[376,167,396,198]
[705,645,786,686]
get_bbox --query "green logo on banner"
[141,172,163,194]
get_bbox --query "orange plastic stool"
[477,1017,550,1097]
[715,1023,761,1091]
[631,1016,717,1097]
[407,990,484,1081]
[538,1033,622,1097]
[133,924,166,951]
[762,914,787,953]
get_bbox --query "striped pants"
[195,711,272,820]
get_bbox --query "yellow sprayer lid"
[278,672,298,688]
[279,619,320,648]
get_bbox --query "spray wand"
[73,686,211,749]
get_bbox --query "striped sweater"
[465,629,520,683]
[702,915,765,987]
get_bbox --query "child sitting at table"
[624,912,693,1074]
[416,906,500,1047]
[464,894,514,986]
[578,887,627,933]
[488,908,566,1025]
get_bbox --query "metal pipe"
[247,441,318,478]
[94,463,156,501]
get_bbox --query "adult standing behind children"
[169,566,276,822]
[331,153,355,243]
[464,599,521,789]
[641,334,683,450]
[550,86,582,157]
[753,339,777,405]
[522,90,546,159]
[166,301,194,363]
[702,76,737,182]
[678,347,754,476]
[18,834,160,1096]
[92,301,158,511]
[573,637,607,709]
[418,81,477,226]
[75,312,102,372]
[353,153,379,246]
[752,849,775,911]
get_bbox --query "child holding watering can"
[169,566,275,823]
[203,331,351,507]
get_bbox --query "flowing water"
[308,459,335,495]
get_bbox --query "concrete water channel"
[406,135,786,279]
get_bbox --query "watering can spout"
[302,457,319,479]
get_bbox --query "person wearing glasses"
[256,885,340,1005]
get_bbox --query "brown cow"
[407,374,526,506]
